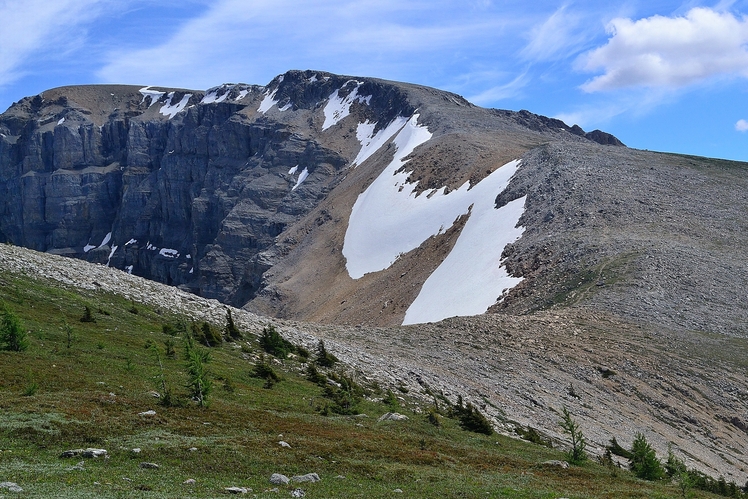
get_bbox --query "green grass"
[0,271,728,498]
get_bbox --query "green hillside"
[0,270,733,498]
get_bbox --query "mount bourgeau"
[2,70,748,481]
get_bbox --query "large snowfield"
[343,114,526,325]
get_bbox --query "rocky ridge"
[1,70,623,324]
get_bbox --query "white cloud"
[521,5,588,62]
[96,0,516,89]
[736,119,748,132]
[0,0,104,86]
[466,72,529,104]
[579,7,748,92]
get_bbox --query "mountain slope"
[0,70,627,327]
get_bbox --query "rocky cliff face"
[0,70,617,311]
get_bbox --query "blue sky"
[1,0,748,161]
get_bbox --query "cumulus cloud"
[0,0,104,86]
[736,119,748,132]
[579,7,748,92]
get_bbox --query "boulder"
[269,473,290,485]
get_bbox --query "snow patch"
[237,89,249,100]
[57,117,65,125]
[160,92,192,119]
[288,165,298,175]
[98,232,112,248]
[189,267,194,274]
[308,74,318,82]
[159,248,179,258]
[125,238,137,246]
[139,87,165,107]
[403,191,526,325]
[125,265,133,274]
[292,167,309,191]
[279,102,292,111]
[201,85,230,104]
[258,89,279,113]
[322,81,372,131]
[83,244,96,253]
[343,116,527,323]
[352,117,408,167]
[106,244,118,265]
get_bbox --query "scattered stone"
[188,447,198,452]
[225,486,251,494]
[139,462,160,469]
[291,473,320,483]
[278,441,291,448]
[393,488,403,493]
[131,448,142,454]
[148,390,161,398]
[270,473,290,485]
[68,460,86,471]
[138,410,156,416]
[0,481,23,493]
[542,460,569,469]
[334,475,346,479]
[60,448,108,458]
[291,489,306,498]
[183,479,196,485]
[378,412,409,422]
[123,477,132,482]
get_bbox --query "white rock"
[269,473,289,485]
[138,410,156,416]
[278,441,291,448]
[378,412,409,422]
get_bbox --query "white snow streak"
[292,167,309,191]
[343,115,527,324]
[83,244,95,253]
[258,88,278,113]
[160,92,192,119]
[57,117,65,125]
[288,165,298,175]
[322,81,372,130]
[159,248,179,258]
[139,87,165,107]
[106,245,118,267]
[98,232,112,248]
[125,238,137,246]
[352,117,408,167]
[403,191,526,325]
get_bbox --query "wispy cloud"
[466,72,530,104]
[520,5,590,62]
[96,0,517,89]
[0,0,108,87]
[578,7,748,92]
[736,119,748,132]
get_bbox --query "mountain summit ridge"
[0,70,621,325]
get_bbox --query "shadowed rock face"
[0,70,624,313]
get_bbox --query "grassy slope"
[0,272,722,498]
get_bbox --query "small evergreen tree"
[80,306,96,323]
[315,340,338,368]
[0,305,28,352]
[259,324,294,358]
[184,333,212,407]
[224,309,242,341]
[559,406,587,464]
[629,432,664,481]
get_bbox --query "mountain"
[1,70,637,328]
[2,70,748,484]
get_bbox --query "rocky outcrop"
[0,70,620,309]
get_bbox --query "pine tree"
[224,309,242,341]
[630,432,664,481]
[559,406,587,464]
